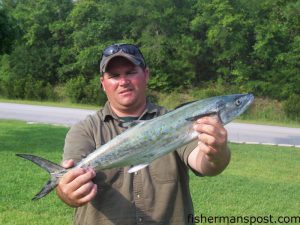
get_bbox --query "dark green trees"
[0,0,299,103]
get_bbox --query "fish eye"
[235,99,242,106]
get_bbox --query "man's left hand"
[188,116,231,176]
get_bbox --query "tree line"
[0,0,299,105]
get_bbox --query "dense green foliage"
[283,94,300,120]
[0,0,299,104]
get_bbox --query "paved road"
[1,102,299,147]
[0,102,95,126]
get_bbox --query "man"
[56,43,230,225]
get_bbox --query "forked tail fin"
[16,153,67,200]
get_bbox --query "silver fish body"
[16,93,254,200]
[77,93,254,171]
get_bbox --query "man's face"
[100,57,149,114]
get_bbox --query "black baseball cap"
[100,43,146,74]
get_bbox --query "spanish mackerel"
[16,93,254,200]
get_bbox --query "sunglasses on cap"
[100,43,146,73]
[103,43,144,57]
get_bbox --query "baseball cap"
[100,43,146,74]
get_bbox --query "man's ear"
[100,76,105,91]
[144,68,150,83]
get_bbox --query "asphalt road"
[1,102,299,147]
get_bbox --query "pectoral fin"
[128,164,149,173]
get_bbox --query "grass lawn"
[0,120,72,225]
[0,120,299,225]
[190,144,300,223]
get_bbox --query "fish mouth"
[246,93,255,107]
[238,93,255,116]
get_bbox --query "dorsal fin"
[174,100,197,110]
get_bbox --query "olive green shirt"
[63,101,199,225]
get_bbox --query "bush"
[24,76,45,100]
[283,95,300,120]
[191,78,244,100]
[0,54,11,97]
[1,55,57,100]
[1,75,56,101]
[44,83,58,101]
[6,78,26,99]
[192,88,223,99]
[65,75,106,105]
[65,75,87,103]
[83,76,107,105]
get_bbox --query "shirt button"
[138,217,143,222]
[137,194,140,198]
[134,171,138,175]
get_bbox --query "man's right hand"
[56,159,98,207]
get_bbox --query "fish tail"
[16,153,66,200]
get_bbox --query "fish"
[16,93,254,200]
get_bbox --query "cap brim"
[100,51,142,73]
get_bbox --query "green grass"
[190,144,300,224]
[0,120,300,225]
[0,120,73,225]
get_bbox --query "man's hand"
[188,116,231,176]
[56,160,97,207]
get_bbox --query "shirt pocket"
[94,168,124,190]
[149,154,178,183]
